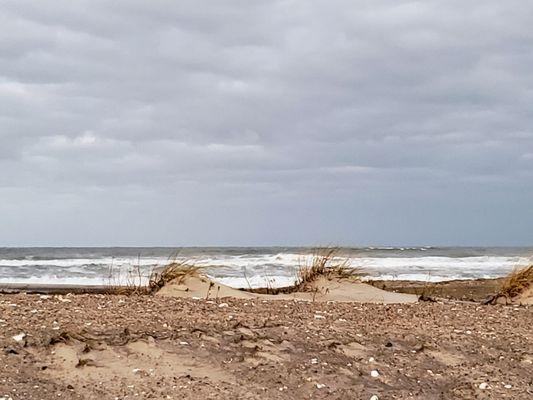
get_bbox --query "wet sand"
[0,292,531,399]
[368,278,506,302]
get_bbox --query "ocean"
[0,246,531,289]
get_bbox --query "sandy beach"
[0,277,531,400]
[3,0,533,398]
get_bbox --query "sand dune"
[156,274,418,303]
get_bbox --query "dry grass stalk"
[106,263,150,295]
[416,274,438,302]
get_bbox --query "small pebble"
[479,382,489,390]
[370,370,380,378]
[370,395,379,400]
[12,333,26,343]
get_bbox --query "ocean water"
[0,247,531,289]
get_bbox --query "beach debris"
[370,370,380,378]
[315,383,326,389]
[310,358,319,364]
[218,303,229,308]
[368,357,375,363]
[314,314,325,320]
[503,384,512,389]
[370,395,379,400]
[179,341,189,345]
[12,333,26,343]
[56,295,71,303]
[478,382,489,390]
[4,347,19,355]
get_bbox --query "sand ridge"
[156,274,419,304]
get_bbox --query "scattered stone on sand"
[0,293,531,399]
[12,333,26,343]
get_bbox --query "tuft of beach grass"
[294,247,358,292]
[148,261,201,293]
[105,251,202,295]
[241,247,359,295]
[495,265,533,301]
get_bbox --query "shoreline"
[0,283,113,295]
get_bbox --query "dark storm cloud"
[1,0,532,245]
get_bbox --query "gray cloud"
[1,0,532,246]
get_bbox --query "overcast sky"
[1,1,532,247]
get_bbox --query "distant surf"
[0,247,531,288]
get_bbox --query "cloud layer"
[1,1,532,245]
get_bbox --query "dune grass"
[495,265,533,301]
[294,247,358,291]
[105,257,201,295]
[242,247,358,294]
[148,261,201,293]
[105,248,359,296]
